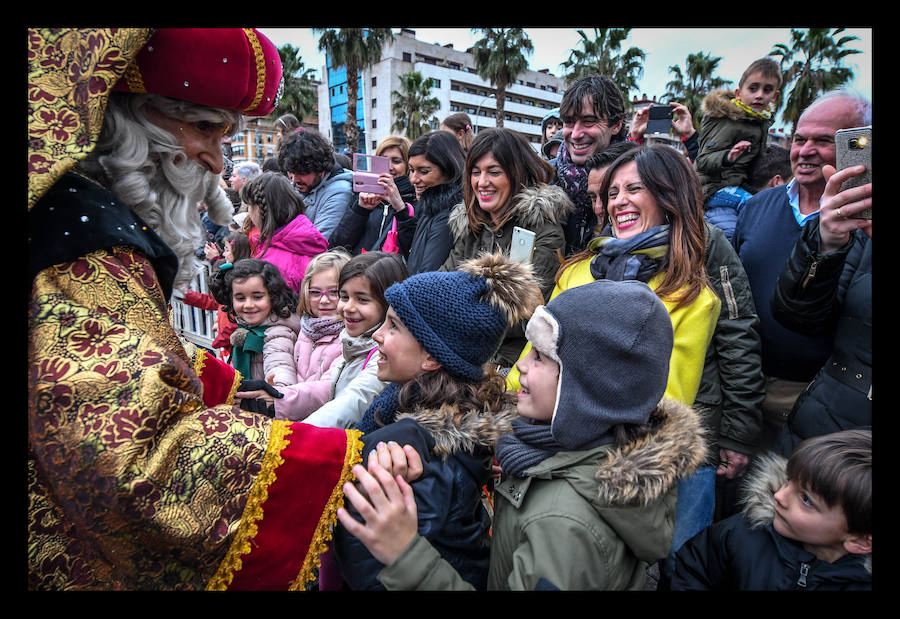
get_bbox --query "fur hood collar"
[396,401,517,460]
[447,183,574,242]
[593,398,707,506]
[701,88,772,122]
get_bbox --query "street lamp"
[473,93,496,134]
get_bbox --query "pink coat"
[255,213,329,293]
[272,327,343,421]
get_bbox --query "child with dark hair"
[697,57,782,242]
[337,277,707,590]
[672,428,872,590]
[240,171,328,294]
[333,253,545,590]
[178,232,253,361]
[208,258,302,416]
[302,251,410,430]
[748,145,792,192]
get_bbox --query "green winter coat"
[377,398,708,590]
[696,89,774,202]
[441,183,572,366]
[695,222,765,461]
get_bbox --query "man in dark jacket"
[733,90,871,450]
[770,160,871,456]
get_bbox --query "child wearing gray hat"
[338,278,709,590]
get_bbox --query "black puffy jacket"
[672,453,871,590]
[334,406,515,590]
[770,219,871,456]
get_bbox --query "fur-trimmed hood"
[447,183,574,242]
[701,88,774,122]
[593,398,707,506]
[397,400,517,460]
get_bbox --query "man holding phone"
[733,90,871,452]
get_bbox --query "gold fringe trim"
[205,420,293,590]
[287,429,364,591]
[122,61,147,93]
[193,348,207,377]
[242,28,266,113]
[226,368,243,406]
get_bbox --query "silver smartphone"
[835,126,872,219]
[509,226,536,263]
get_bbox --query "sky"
[259,27,872,133]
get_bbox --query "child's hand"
[337,462,419,567]
[204,241,221,262]
[727,140,752,163]
[368,441,424,483]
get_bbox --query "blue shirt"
[785,178,820,226]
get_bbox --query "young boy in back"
[696,58,781,242]
[672,429,872,590]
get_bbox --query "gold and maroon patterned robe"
[27,28,362,591]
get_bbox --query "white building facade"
[318,28,567,154]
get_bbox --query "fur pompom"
[458,252,544,326]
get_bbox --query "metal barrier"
[170,261,220,355]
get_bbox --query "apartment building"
[317,28,567,154]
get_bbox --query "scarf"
[495,417,567,479]
[231,324,268,380]
[356,381,421,435]
[554,141,595,254]
[300,314,343,342]
[730,97,772,120]
[588,225,670,283]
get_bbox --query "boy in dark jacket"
[672,429,871,590]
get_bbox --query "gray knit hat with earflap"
[525,278,673,450]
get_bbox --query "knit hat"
[113,28,283,117]
[525,279,673,450]
[384,253,543,382]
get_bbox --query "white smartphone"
[509,226,536,263]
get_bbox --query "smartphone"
[509,226,536,264]
[352,154,390,195]
[835,126,872,219]
[646,105,674,135]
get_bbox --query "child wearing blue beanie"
[332,253,544,590]
[338,278,709,590]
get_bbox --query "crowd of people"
[27,27,871,591]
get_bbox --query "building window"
[403,52,411,62]
[372,98,377,108]
[372,140,377,150]
[430,78,440,88]
[372,119,377,129]
[371,76,377,87]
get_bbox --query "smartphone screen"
[646,105,674,135]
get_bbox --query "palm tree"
[272,44,317,123]
[391,71,442,140]
[561,28,645,107]
[314,28,394,154]
[470,28,533,128]
[769,28,862,133]
[662,51,733,129]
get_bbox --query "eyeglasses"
[309,288,340,301]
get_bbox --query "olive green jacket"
[377,399,707,590]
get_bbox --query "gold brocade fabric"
[27,28,152,211]
[27,246,272,589]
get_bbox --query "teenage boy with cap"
[338,278,708,590]
[28,27,361,590]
